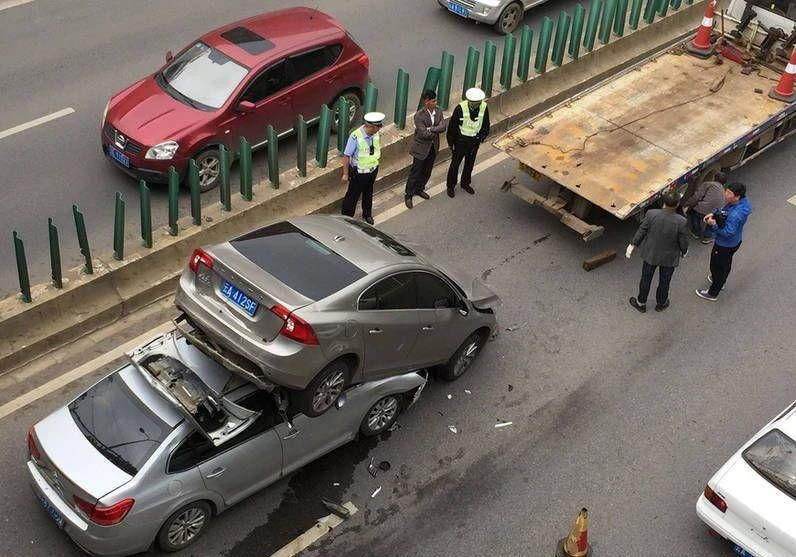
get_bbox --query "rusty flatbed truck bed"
[494,39,796,241]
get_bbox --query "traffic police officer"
[341,111,384,225]
[446,87,490,197]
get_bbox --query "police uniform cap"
[465,87,486,102]
[363,112,386,126]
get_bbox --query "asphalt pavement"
[0,137,794,556]
[0,0,575,297]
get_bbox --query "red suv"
[101,7,369,191]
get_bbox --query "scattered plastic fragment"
[322,498,351,519]
[371,486,382,498]
[505,322,527,332]
[367,457,378,478]
[333,482,340,487]
[508,384,514,392]
[379,461,391,471]
[448,425,458,434]
[437,411,445,417]
[464,389,472,395]
[388,422,401,432]
[495,421,514,428]
[447,394,452,400]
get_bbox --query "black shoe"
[461,184,475,195]
[629,297,646,313]
[405,197,413,209]
[364,216,374,225]
[654,300,670,312]
[446,187,455,198]
[417,191,430,200]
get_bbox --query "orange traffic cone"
[687,0,718,58]
[556,508,592,557]
[769,47,796,102]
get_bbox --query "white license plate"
[448,1,468,17]
[221,280,259,316]
[108,145,130,167]
[39,495,65,529]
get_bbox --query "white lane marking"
[0,321,173,420]
[270,502,357,557]
[375,151,510,225]
[0,0,34,12]
[0,107,75,141]
[788,194,796,206]
[0,149,512,419]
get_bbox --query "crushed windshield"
[742,429,796,499]
[162,42,248,109]
[69,372,170,475]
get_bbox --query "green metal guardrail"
[296,115,308,177]
[482,40,497,96]
[570,4,586,59]
[517,26,534,81]
[419,66,441,109]
[500,33,517,89]
[72,204,92,275]
[394,69,410,129]
[140,179,153,247]
[219,145,231,211]
[536,17,554,74]
[364,82,378,113]
[316,105,332,168]
[12,231,31,302]
[187,162,201,226]
[48,218,62,289]
[463,47,480,96]
[553,11,572,66]
[168,166,179,235]
[438,51,454,110]
[267,125,279,188]
[239,137,253,200]
[113,192,125,260]
[584,0,603,52]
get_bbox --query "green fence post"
[219,145,231,211]
[517,26,534,81]
[239,136,252,201]
[599,0,617,44]
[394,69,410,130]
[643,0,657,23]
[482,40,497,96]
[584,0,602,52]
[296,115,307,177]
[552,11,572,67]
[570,4,586,59]
[438,51,454,110]
[140,179,153,247]
[614,0,628,36]
[316,105,332,168]
[363,83,378,113]
[113,191,125,260]
[72,204,92,274]
[167,166,179,235]
[418,67,441,109]
[535,17,554,74]
[629,0,644,29]
[684,0,693,5]
[462,46,480,96]
[187,161,201,226]
[337,96,350,153]
[12,231,31,302]
[670,0,682,9]
[267,124,279,188]
[500,33,517,89]
[48,218,62,289]
[656,0,669,17]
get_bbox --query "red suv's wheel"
[194,148,221,192]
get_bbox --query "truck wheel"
[360,394,401,436]
[294,360,350,417]
[157,501,212,552]
[436,331,487,381]
[493,2,523,34]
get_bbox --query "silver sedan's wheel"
[195,149,221,192]
[494,2,523,34]
[312,369,346,414]
[295,360,351,417]
[437,331,486,381]
[157,501,212,552]
[360,395,401,436]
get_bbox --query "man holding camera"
[695,182,752,301]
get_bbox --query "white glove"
[625,244,635,259]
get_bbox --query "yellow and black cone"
[555,508,592,557]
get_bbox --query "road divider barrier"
[1,1,710,373]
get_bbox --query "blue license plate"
[221,281,259,316]
[39,495,65,529]
[733,545,755,557]
[448,1,468,17]
[108,145,130,167]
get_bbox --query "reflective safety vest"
[459,100,486,137]
[353,127,380,172]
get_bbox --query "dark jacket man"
[627,190,690,312]
[405,90,446,208]
[681,172,727,241]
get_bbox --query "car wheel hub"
[503,6,520,29]
[167,507,206,547]
[198,156,220,187]
[312,370,345,413]
[367,397,398,431]
[453,339,481,376]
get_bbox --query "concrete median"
[0,1,707,374]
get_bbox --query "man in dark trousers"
[405,90,446,209]
[681,171,727,243]
[446,87,490,197]
[341,112,384,225]
[626,190,690,313]
[696,182,752,301]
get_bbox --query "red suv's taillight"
[27,424,40,461]
[356,52,369,71]
[270,305,319,345]
[188,248,213,273]
[704,485,727,513]
[73,496,134,526]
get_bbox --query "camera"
[713,209,728,228]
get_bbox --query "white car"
[437,0,548,34]
[696,399,796,557]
